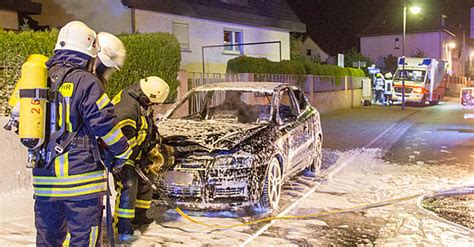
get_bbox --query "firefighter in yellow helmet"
[111,76,171,242]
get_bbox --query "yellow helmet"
[139,76,170,104]
[54,21,98,57]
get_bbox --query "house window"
[394,37,400,49]
[306,49,312,56]
[220,0,249,6]
[172,22,190,51]
[224,29,243,54]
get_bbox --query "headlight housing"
[212,152,253,169]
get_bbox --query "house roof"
[122,0,305,32]
[0,0,41,14]
[359,5,457,37]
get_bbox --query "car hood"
[157,119,267,152]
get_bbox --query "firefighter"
[374,73,385,104]
[384,72,393,106]
[94,32,126,85]
[112,76,170,242]
[33,21,132,246]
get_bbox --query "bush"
[226,56,305,75]
[343,47,372,76]
[0,29,57,115]
[0,30,181,115]
[227,56,365,85]
[108,33,181,101]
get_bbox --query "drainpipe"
[130,8,136,33]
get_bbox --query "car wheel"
[260,157,282,211]
[309,135,322,174]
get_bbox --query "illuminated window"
[172,22,189,51]
[224,29,243,54]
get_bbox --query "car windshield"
[394,70,426,82]
[167,89,273,124]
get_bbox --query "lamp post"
[402,0,407,110]
[402,1,421,110]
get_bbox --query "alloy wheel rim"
[268,158,281,208]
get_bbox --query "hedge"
[0,29,57,115]
[227,56,365,85]
[107,33,181,100]
[0,29,181,115]
[227,56,305,75]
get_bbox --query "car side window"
[293,88,308,111]
[278,88,299,124]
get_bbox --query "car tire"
[309,135,322,174]
[259,157,282,211]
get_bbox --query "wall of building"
[361,32,441,67]
[0,118,30,195]
[31,0,132,33]
[0,10,19,30]
[135,10,291,74]
[302,38,329,63]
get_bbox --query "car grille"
[214,187,246,197]
[394,87,413,93]
[161,183,202,197]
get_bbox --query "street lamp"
[402,0,421,110]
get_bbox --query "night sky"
[288,0,474,55]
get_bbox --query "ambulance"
[392,57,447,105]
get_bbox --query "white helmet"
[97,32,126,70]
[139,76,170,104]
[384,72,393,79]
[54,21,98,58]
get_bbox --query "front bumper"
[156,155,260,210]
[392,93,424,103]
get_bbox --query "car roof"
[193,81,294,93]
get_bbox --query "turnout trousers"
[34,197,103,247]
[113,165,153,235]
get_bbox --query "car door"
[292,88,317,168]
[276,87,306,174]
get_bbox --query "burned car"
[155,82,322,211]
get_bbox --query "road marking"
[240,111,421,246]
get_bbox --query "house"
[359,7,464,77]
[0,0,41,30]
[30,0,305,74]
[301,35,329,63]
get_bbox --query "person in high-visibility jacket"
[112,76,170,242]
[32,21,132,246]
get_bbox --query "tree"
[343,47,372,76]
[383,54,398,73]
[412,48,428,58]
[290,34,304,60]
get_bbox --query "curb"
[416,187,474,233]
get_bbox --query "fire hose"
[134,164,474,230]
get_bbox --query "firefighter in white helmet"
[95,32,126,84]
[33,21,132,246]
[111,76,171,242]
